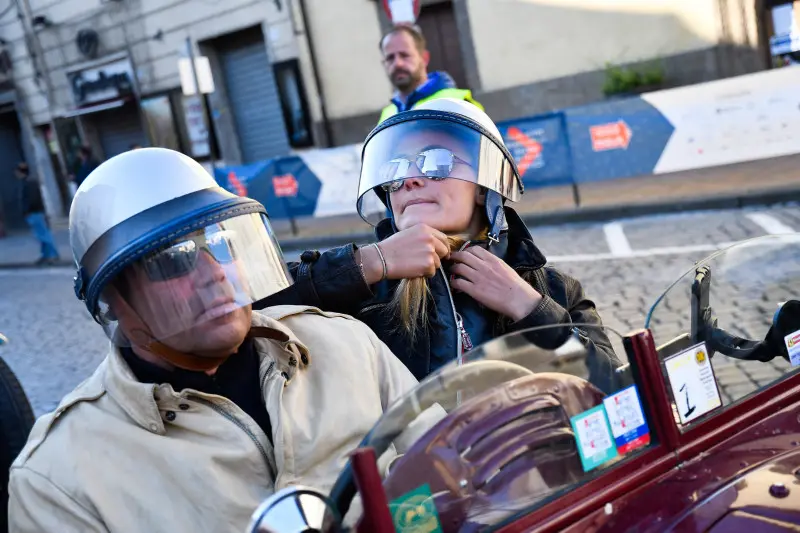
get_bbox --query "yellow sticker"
[695,350,707,364]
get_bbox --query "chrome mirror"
[247,486,343,533]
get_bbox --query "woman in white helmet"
[264,98,620,380]
[6,148,421,533]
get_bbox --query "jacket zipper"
[260,361,275,392]
[191,395,275,479]
[448,240,480,364]
[456,312,473,353]
[438,265,464,364]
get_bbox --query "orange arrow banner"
[506,127,543,175]
[590,120,632,151]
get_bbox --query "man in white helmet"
[264,98,619,383]
[6,148,421,532]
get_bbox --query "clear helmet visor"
[97,212,291,351]
[357,119,521,225]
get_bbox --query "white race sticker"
[785,330,800,367]
[569,404,618,472]
[603,385,651,454]
[664,342,722,425]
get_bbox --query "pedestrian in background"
[15,162,60,266]
[378,23,483,123]
[73,146,100,188]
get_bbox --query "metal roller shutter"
[218,29,290,163]
[96,105,147,159]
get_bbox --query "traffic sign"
[382,0,421,24]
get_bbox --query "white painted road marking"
[603,222,633,257]
[746,213,795,235]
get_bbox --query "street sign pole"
[185,36,216,163]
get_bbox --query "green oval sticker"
[389,483,444,533]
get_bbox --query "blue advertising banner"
[564,98,674,183]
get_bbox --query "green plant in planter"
[602,61,665,96]
[641,63,665,86]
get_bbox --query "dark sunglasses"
[379,147,472,193]
[140,231,237,282]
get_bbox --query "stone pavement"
[2,153,799,268]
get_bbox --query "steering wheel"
[329,359,534,519]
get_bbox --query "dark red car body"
[352,331,800,533]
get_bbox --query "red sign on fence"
[506,127,543,175]
[590,120,632,151]
[272,174,299,198]
[228,171,248,197]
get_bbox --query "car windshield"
[645,234,800,426]
[358,323,654,532]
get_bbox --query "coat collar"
[102,312,312,434]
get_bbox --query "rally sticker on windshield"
[603,385,651,454]
[570,404,618,472]
[389,483,444,533]
[664,342,722,425]
[785,330,800,366]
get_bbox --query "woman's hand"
[449,246,542,322]
[356,224,450,285]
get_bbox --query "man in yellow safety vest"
[378,23,483,124]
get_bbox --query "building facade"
[0,0,791,227]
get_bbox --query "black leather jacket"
[259,208,621,382]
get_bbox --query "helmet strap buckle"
[485,190,506,247]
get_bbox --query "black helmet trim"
[362,109,523,195]
[76,187,265,316]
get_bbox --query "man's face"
[381,31,429,93]
[114,235,252,358]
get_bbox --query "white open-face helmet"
[357,98,523,241]
[70,148,292,358]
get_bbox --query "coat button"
[165,411,176,422]
[179,403,190,411]
[149,423,159,432]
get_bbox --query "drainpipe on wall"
[296,0,334,147]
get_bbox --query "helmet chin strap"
[134,326,291,372]
[122,305,288,373]
[382,186,507,244]
[485,190,507,245]
[145,340,230,372]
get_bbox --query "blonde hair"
[388,228,489,340]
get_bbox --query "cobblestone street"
[2,204,798,416]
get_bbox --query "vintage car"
[0,333,35,533]
[247,233,800,533]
